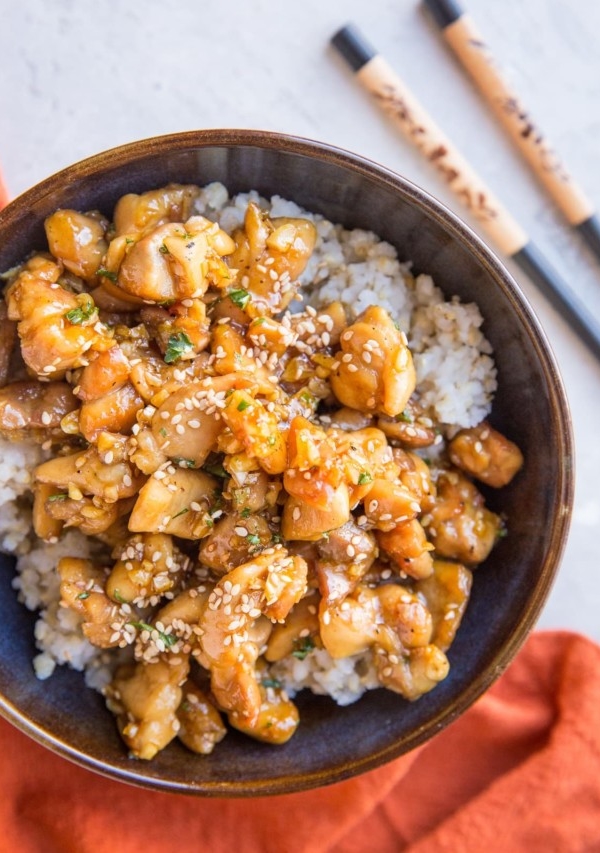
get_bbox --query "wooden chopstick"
[330,23,600,361]
[422,0,600,262]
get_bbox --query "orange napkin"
[0,630,599,853]
[0,173,8,210]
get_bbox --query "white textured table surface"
[1,0,599,639]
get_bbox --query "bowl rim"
[0,129,575,795]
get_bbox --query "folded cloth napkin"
[0,630,598,853]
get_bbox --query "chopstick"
[422,0,600,264]
[330,23,600,361]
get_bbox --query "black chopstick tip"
[331,24,377,72]
[422,0,465,29]
[575,214,600,264]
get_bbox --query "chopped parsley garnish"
[271,533,283,545]
[397,409,413,423]
[203,461,227,478]
[246,533,261,546]
[112,589,127,604]
[172,507,189,519]
[357,471,373,486]
[164,331,193,364]
[95,267,118,282]
[229,288,251,309]
[128,621,177,648]
[240,507,252,518]
[65,300,97,325]
[76,591,91,600]
[237,399,250,412]
[261,677,282,689]
[47,492,68,502]
[159,427,168,437]
[292,636,315,660]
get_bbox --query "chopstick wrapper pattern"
[441,13,594,227]
[354,55,528,256]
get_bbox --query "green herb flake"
[95,267,118,282]
[112,589,127,604]
[237,399,250,412]
[159,427,168,437]
[357,471,373,486]
[292,636,315,660]
[229,288,251,309]
[47,492,68,502]
[240,507,252,518]
[246,533,261,546]
[164,331,193,364]
[204,461,227,478]
[65,300,97,325]
[397,409,413,423]
[261,677,282,689]
[172,507,189,519]
[173,457,196,469]
[76,591,91,600]
[271,533,283,545]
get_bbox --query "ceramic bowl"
[0,129,573,796]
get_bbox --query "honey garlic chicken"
[0,182,523,760]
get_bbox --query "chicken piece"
[223,464,271,514]
[377,399,437,448]
[44,209,108,281]
[150,380,235,468]
[449,421,524,488]
[426,469,502,565]
[76,345,131,402]
[0,380,77,442]
[392,448,436,512]
[79,382,144,442]
[177,681,227,754]
[374,644,450,701]
[361,477,422,531]
[113,184,200,237]
[283,416,342,510]
[319,583,432,659]
[35,444,144,503]
[156,587,211,655]
[58,557,122,648]
[128,468,218,539]
[117,217,235,303]
[106,533,187,604]
[414,560,473,652]
[32,483,64,540]
[281,483,350,542]
[106,655,190,760]
[228,666,299,745]
[376,519,434,579]
[0,300,18,388]
[45,493,132,538]
[329,306,416,417]
[326,406,374,432]
[315,520,378,604]
[5,255,113,379]
[221,389,287,475]
[265,591,321,662]
[210,323,274,392]
[140,299,210,362]
[200,548,307,725]
[227,201,317,316]
[199,512,273,573]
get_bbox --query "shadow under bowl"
[0,129,574,796]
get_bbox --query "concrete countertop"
[1,0,598,639]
